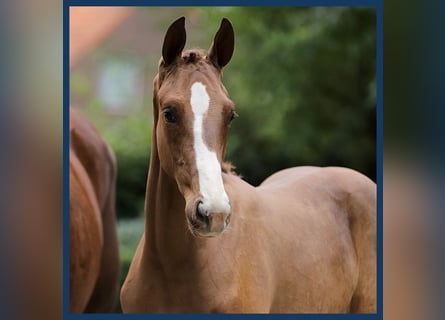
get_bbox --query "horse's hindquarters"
[256,167,376,313]
[69,158,103,313]
[70,108,121,313]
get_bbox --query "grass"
[117,215,145,263]
[115,215,145,313]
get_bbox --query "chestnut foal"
[121,17,376,313]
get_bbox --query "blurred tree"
[202,7,376,185]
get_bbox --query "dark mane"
[222,161,240,177]
[181,49,207,64]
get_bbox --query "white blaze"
[190,82,230,215]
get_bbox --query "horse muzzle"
[189,199,231,237]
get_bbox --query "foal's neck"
[144,161,197,267]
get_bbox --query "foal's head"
[153,17,236,237]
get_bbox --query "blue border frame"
[63,1,383,319]
[66,0,378,6]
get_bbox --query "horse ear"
[208,18,235,69]
[162,16,186,66]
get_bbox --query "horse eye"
[163,108,177,123]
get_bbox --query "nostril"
[195,202,210,223]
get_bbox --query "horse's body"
[70,108,121,313]
[121,17,376,313]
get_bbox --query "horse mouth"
[191,227,221,238]
[188,217,220,238]
[187,220,222,238]
[186,202,227,238]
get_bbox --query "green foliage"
[203,7,376,184]
[113,149,148,219]
[105,116,151,218]
[117,216,145,264]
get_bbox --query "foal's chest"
[139,270,234,312]
[139,260,267,313]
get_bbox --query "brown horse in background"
[70,108,120,313]
[121,17,376,313]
